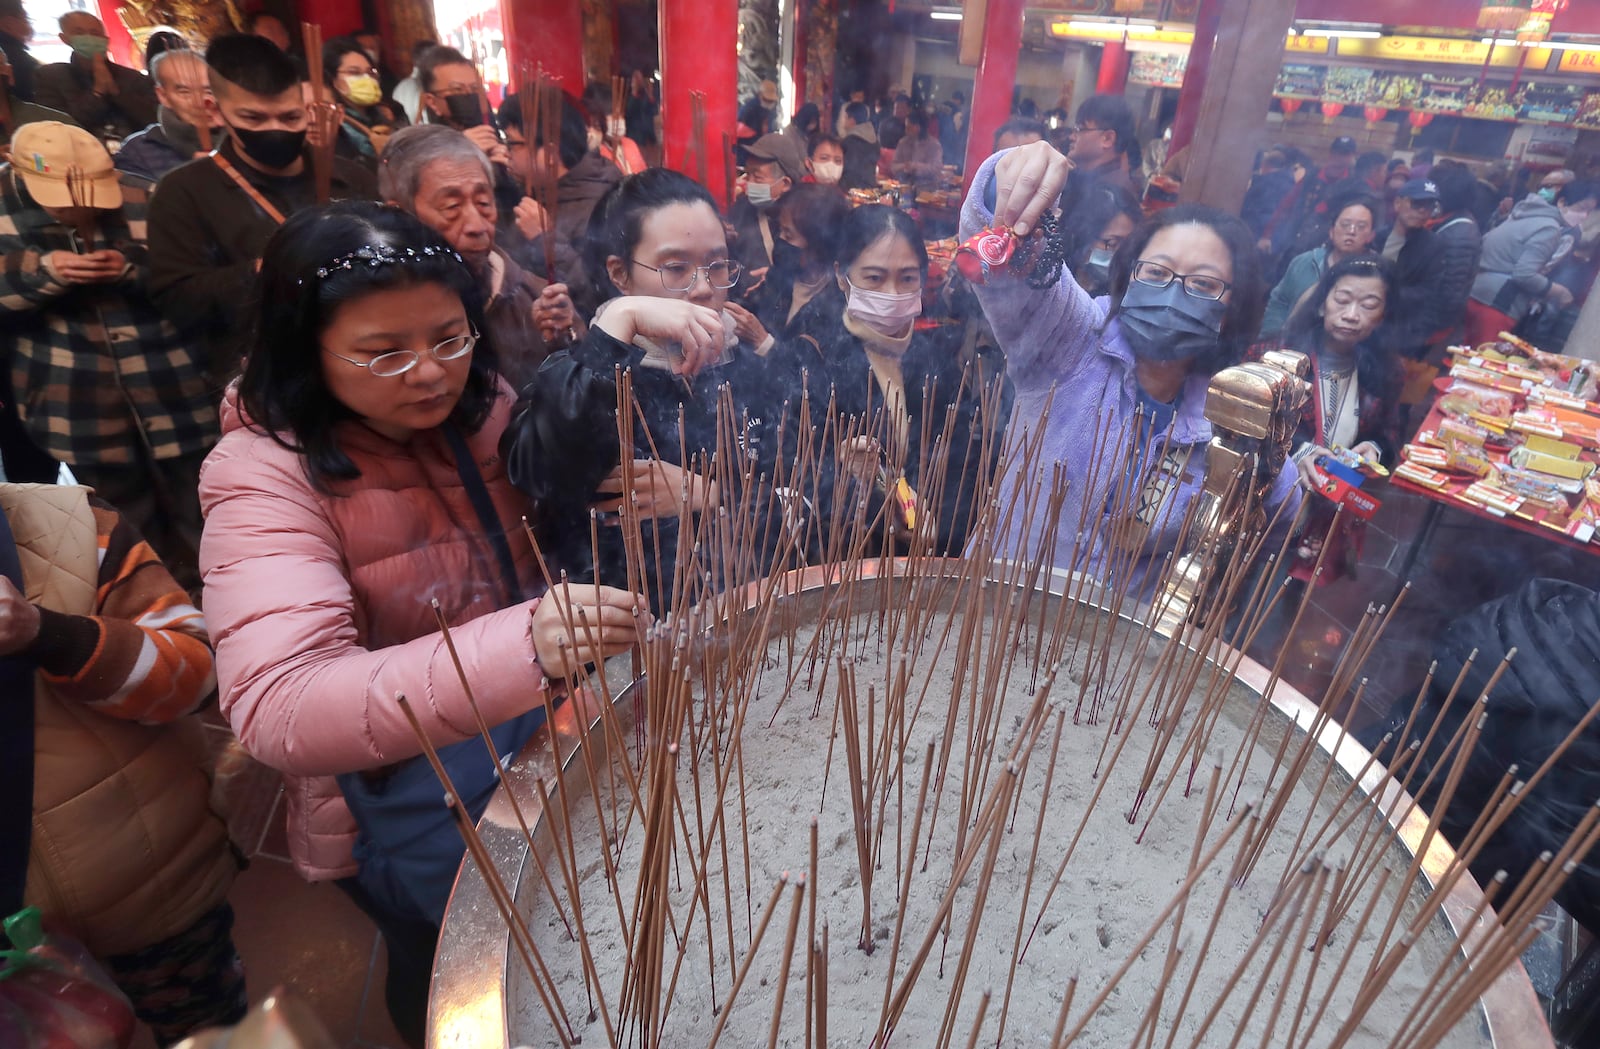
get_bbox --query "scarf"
[842,310,912,457]
[156,104,214,156]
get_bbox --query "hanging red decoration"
[1363,105,1388,126]
[1279,98,1302,117]
[1408,110,1435,128]
[1477,0,1531,32]
[1321,101,1344,122]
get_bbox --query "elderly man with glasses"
[381,124,581,392]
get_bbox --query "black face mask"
[1117,278,1228,364]
[442,93,485,128]
[771,238,803,272]
[230,125,307,170]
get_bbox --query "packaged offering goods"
[1438,381,1515,422]
[1401,334,1600,543]
[1395,461,1451,490]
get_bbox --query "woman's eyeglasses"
[1131,260,1231,301]
[631,259,742,292]
[325,331,478,377]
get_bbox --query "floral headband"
[300,243,466,284]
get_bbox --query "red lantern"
[1321,101,1345,122]
[1279,98,1303,117]
[1408,110,1435,128]
[1363,105,1388,127]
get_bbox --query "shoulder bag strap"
[210,152,289,226]
[442,423,525,606]
[0,503,36,916]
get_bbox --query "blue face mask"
[1081,247,1115,292]
[1117,278,1227,364]
[1538,187,1559,204]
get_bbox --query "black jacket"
[1387,216,1480,354]
[145,139,377,383]
[34,56,155,140]
[782,287,1013,556]
[729,196,778,274]
[502,323,807,612]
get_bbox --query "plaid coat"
[0,167,216,465]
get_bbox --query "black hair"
[844,101,871,125]
[1281,254,1396,350]
[1354,151,1387,178]
[1413,147,1435,165]
[993,117,1046,150]
[205,33,301,96]
[1559,180,1600,207]
[1104,204,1267,373]
[905,109,926,134]
[808,132,842,158]
[144,30,186,68]
[1074,94,1136,152]
[833,203,928,277]
[1431,163,1479,215]
[1017,98,1038,119]
[581,79,613,123]
[1324,194,1380,243]
[1259,149,1287,172]
[794,102,820,135]
[417,45,472,93]
[1387,158,1408,174]
[410,38,438,63]
[498,91,589,170]
[1280,253,1402,407]
[778,183,851,269]
[321,35,369,90]
[239,201,500,491]
[584,167,721,302]
[1057,172,1141,275]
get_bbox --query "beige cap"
[10,121,122,209]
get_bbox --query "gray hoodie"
[1470,193,1564,320]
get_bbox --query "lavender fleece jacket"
[961,151,1301,583]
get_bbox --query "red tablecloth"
[1392,390,1598,557]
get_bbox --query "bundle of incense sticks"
[300,21,337,203]
[400,370,1596,1049]
[689,90,708,189]
[609,74,632,174]
[516,64,561,282]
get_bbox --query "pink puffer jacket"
[198,385,547,881]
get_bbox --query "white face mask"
[745,181,775,206]
[844,278,922,337]
[813,161,843,184]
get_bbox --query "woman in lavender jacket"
[961,141,1301,587]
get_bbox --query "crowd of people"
[0,9,1591,1047]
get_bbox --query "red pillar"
[1168,0,1221,153]
[1095,40,1131,95]
[659,0,738,208]
[961,0,1024,186]
[503,0,585,94]
[95,0,136,68]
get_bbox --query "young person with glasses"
[503,168,811,611]
[198,201,646,1046]
[959,140,1300,588]
[1260,194,1378,337]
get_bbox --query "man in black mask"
[417,46,504,165]
[147,34,376,385]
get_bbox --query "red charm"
[954,227,1017,284]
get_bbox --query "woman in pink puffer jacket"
[198,202,647,1046]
